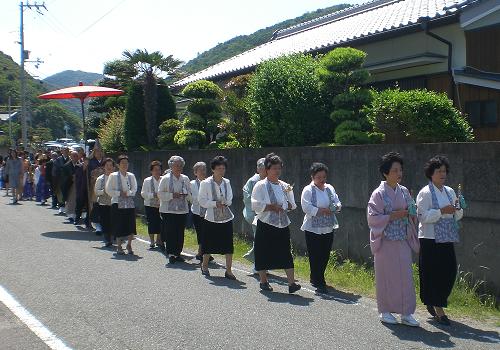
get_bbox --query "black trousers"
[75,192,89,226]
[419,238,457,307]
[161,213,187,256]
[305,230,334,287]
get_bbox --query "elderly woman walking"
[158,156,191,264]
[417,155,464,325]
[141,160,163,249]
[105,155,138,255]
[367,152,420,327]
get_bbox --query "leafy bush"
[182,80,223,99]
[187,99,222,115]
[247,53,332,147]
[173,129,206,147]
[158,119,182,149]
[98,109,126,153]
[124,81,147,150]
[317,47,374,145]
[367,89,474,143]
[183,115,205,130]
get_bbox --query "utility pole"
[19,1,47,150]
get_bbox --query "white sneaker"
[380,313,398,324]
[401,314,420,327]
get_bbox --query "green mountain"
[42,70,103,115]
[43,70,103,88]
[182,3,351,74]
[0,51,82,143]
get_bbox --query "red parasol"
[38,82,124,145]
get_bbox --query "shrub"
[124,81,147,150]
[98,109,126,153]
[173,129,206,147]
[187,99,221,115]
[182,80,223,99]
[247,53,332,147]
[317,47,374,145]
[183,115,205,130]
[158,119,182,149]
[367,89,475,143]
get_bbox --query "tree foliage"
[367,89,474,143]
[247,53,332,147]
[317,47,376,145]
[98,109,126,153]
[157,119,182,149]
[124,81,147,150]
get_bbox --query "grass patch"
[136,217,499,323]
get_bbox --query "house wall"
[125,143,500,296]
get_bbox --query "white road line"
[0,284,72,350]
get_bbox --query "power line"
[76,0,127,37]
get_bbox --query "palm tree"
[104,49,182,145]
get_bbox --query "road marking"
[0,284,72,350]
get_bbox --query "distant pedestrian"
[141,160,163,249]
[5,149,23,204]
[94,158,115,248]
[189,161,208,261]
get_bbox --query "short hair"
[310,162,329,177]
[379,152,403,179]
[210,156,227,170]
[103,158,115,167]
[150,160,162,171]
[424,155,450,180]
[193,161,206,173]
[168,155,185,168]
[264,153,283,170]
[117,155,129,165]
[256,158,266,170]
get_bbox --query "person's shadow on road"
[382,317,500,348]
[111,253,143,261]
[41,231,101,242]
[259,290,315,306]
[204,275,247,290]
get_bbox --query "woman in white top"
[251,153,301,294]
[158,156,191,264]
[141,160,163,250]
[300,162,341,295]
[105,155,138,255]
[417,155,464,326]
[94,158,115,247]
[198,156,236,280]
[190,161,208,261]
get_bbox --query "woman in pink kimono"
[367,152,420,327]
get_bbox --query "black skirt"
[192,214,204,245]
[419,238,457,307]
[145,206,161,235]
[202,220,234,255]
[254,220,294,271]
[99,204,112,243]
[111,204,137,238]
[161,213,187,256]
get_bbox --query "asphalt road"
[0,194,499,350]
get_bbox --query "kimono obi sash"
[429,183,459,243]
[382,185,412,241]
[265,180,290,227]
[97,176,112,206]
[311,186,339,230]
[211,178,231,222]
[117,174,135,209]
[167,174,188,212]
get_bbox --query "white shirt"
[141,176,161,207]
[300,182,341,234]
[417,183,464,239]
[251,178,297,228]
[190,179,203,216]
[158,172,191,214]
[105,171,138,205]
[198,176,234,223]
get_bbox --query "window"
[465,100,498,127]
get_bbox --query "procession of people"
[0,147,467,327]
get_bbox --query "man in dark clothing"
[54,148,70,213]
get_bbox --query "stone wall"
[125,142,500,296]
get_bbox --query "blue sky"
[0,0,364,79]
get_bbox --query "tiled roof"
[172,0,478,87]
